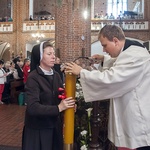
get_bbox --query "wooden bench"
[10,79,24,103]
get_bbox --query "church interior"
[0,0,150,150]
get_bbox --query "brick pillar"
[55,0,91,62]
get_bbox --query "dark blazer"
[24,66,63,129]
[22,66,63,150]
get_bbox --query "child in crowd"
[0,60,7,104]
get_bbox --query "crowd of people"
[94,12,115,20]
[0,57,30,104]
[0,16,13,22]
[94,11,132,20]
[29,14,55,21]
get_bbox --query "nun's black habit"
[22,42,63,150]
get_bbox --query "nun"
[22,41,75,150]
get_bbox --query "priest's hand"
[90,54,104,64]
[65,62,82,75]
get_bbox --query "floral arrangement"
[74,77,117,150]
[74,78,93,150]
[75,80,84,100]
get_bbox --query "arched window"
[107,0,127,19]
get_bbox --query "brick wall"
[55,0,91,62]
[94,0,107,17]
[0,0,149,62]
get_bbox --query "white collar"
[39,66,53,75]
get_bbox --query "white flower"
[76,83,81,89]
[86,108,93,118]
[86,108,93,137]
[75,82,84,99]
[80,130,88,136]
[79,90,83,95]
[76,92,80,97]
[80,145,88,150]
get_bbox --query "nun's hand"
[58,97,76,112]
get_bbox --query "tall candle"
[64,73,76,145]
